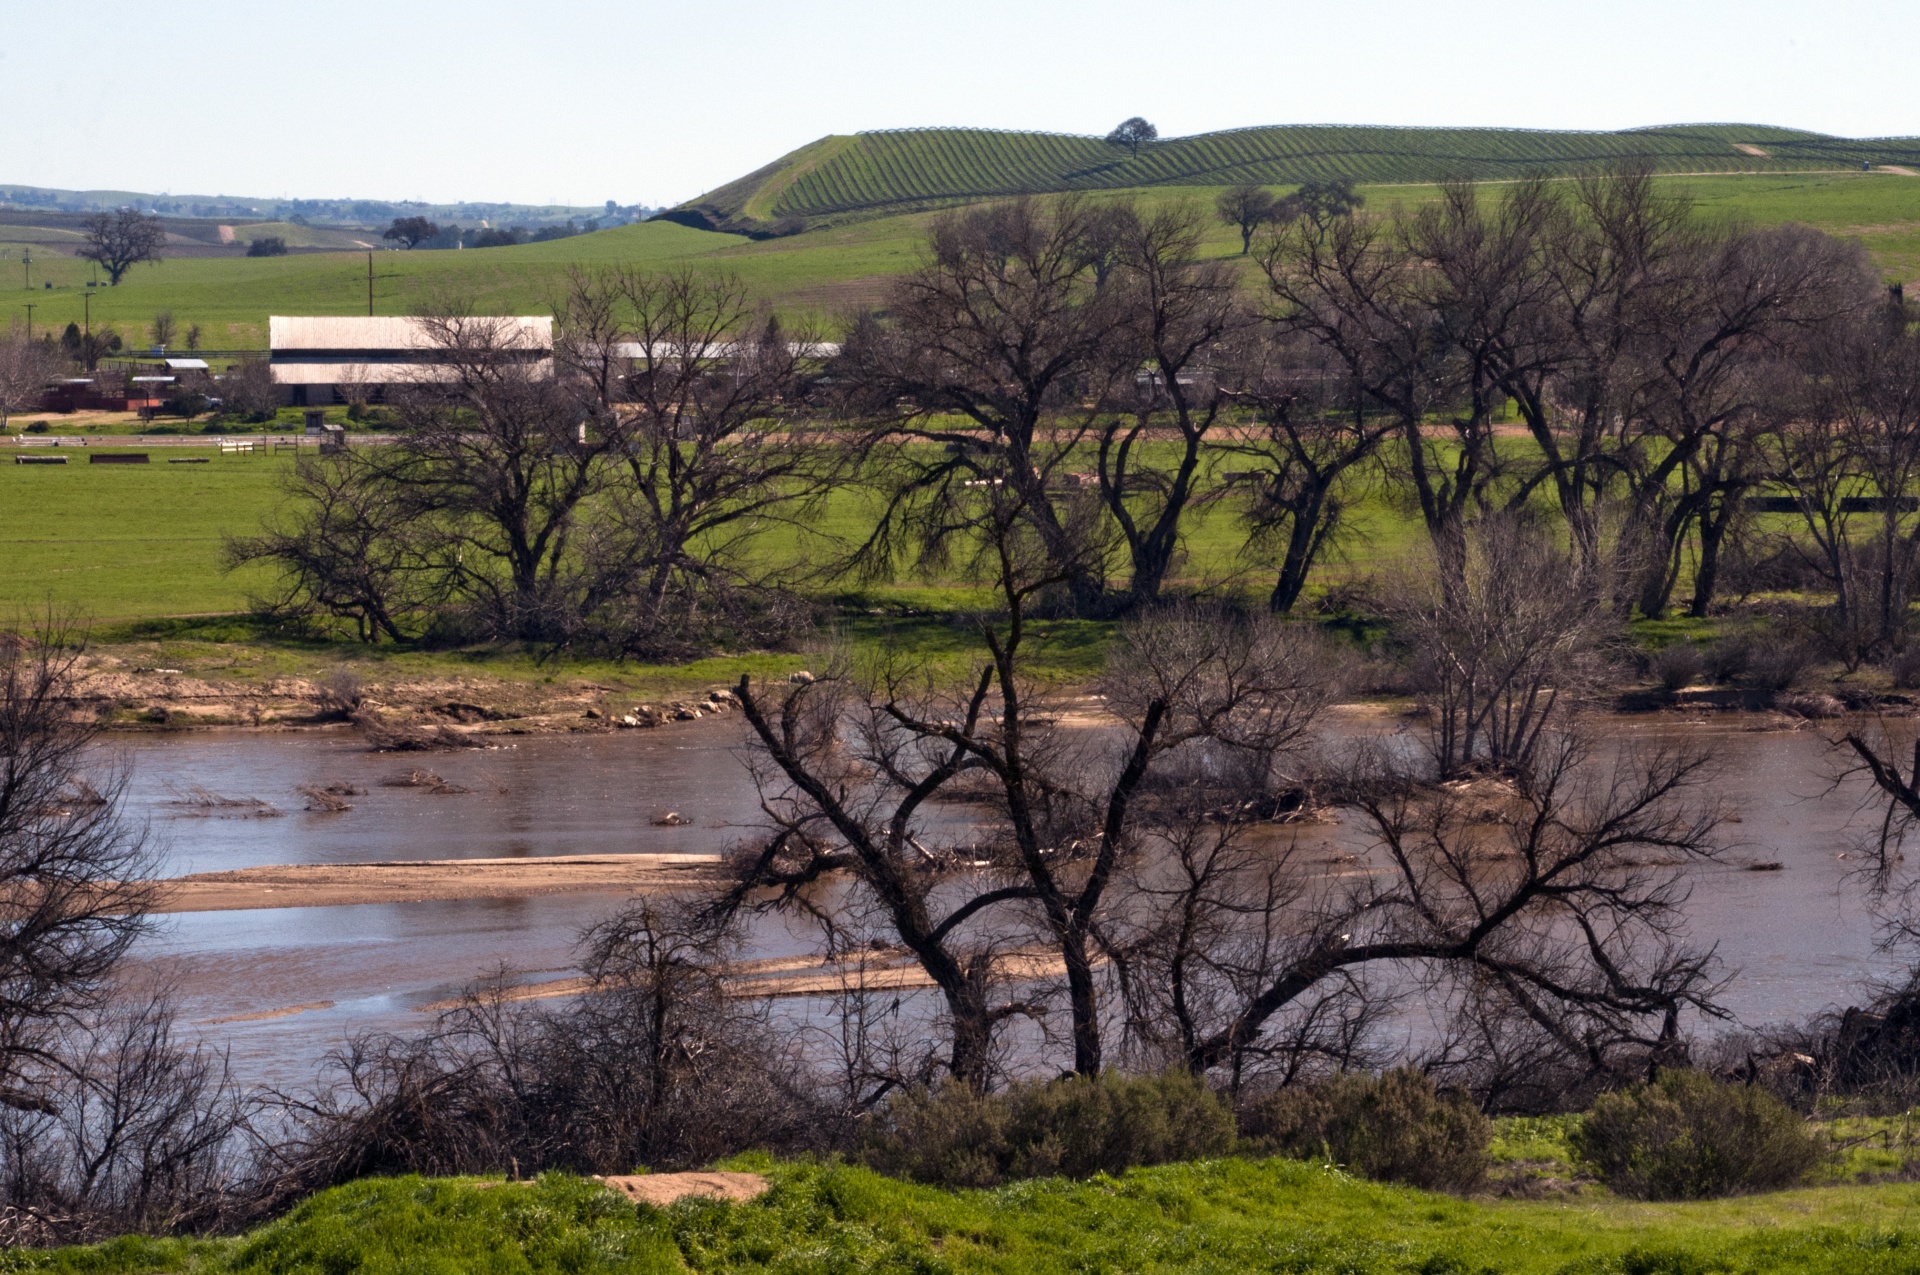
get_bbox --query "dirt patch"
[149,853,725,913]
[1882,165,1919,177]
[597,1173,768,1207]
[1733,143,1771,158]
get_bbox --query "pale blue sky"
[2,0,1914,207]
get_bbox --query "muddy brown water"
[113,714,1905,1087]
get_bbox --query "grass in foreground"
[14,1157,1920,1275]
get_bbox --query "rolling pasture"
[4,171,1919,349]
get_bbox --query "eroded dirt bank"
[74,660,754,739]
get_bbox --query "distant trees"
[382,216,439,249]
[78,210,165,285]
[246,237,288,257]
[1105,117,1158,158]
[1215,184,1276,255]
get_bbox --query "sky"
[3,0,1915,209]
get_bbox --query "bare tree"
[0,327,59,434]
[1766,308,1920,663]
[0,623,158,1112]
[1225,330,1396,612]
[226,449,445,643]
[1618,224,1873,618]
[78,211,165,286]
[369,314,613,643]
[560,268,837,656]
[1096,201,1253,608]
[1215,185,1275,255]
[836,196,1131,615]
[1259,182,1548,572]
[146,313,175,351]
[1176,731,1726,1083]
[728,466,1332,1085]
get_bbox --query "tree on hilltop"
[78,210,165,285]
[1216,184,1277,254]
[1105,117,1158,159]
[383,216,440,249]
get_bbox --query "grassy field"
[691,123,1920,223]
[5,171,1916,348]
[16,1156,1920,1275]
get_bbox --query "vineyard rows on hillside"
[692,124,1920,222]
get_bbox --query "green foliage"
[224,1174,682,1275]
[25,1157,1920,1275]
[1572,1069,1829,1200]
[1239,1068,1494,1192]
[861,1070,1234,1187]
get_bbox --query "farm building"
[268,315,553,406]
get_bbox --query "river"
[108,713,1905,1086]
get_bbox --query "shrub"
[1571,1069,1826,1200]
[1888,647,1920,691]
[1703,634,1753,683]
[1648,642,1705,692]
[861,1069,1234,1188]
[247,236,289,257]
[1748,639,1818,691]
[1238,1068,1492,1193]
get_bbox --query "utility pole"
[362,251,398,316]
[24,303,34,340]
[19,249,29,290]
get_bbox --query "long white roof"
[269,315,552,351]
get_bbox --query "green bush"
[1571,1069,1826,1200]
[1238,1068,1493,1193]
[861,1069,1234,1187]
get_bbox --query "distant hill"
[0,185,657,231]
[669,123,1920,234]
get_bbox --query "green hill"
[677,123,1920,229]
[26,1159,1920,1275]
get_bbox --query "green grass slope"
[8,171,1920,346]
[20,1160,1920,1275]
[687,123,1920,223]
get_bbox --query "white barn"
[269,315,554,406]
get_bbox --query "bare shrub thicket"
[0,625,257,1244]
[253,899,825,1205]
[1393,518,1612,780]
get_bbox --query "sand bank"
[151,853,725,913]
